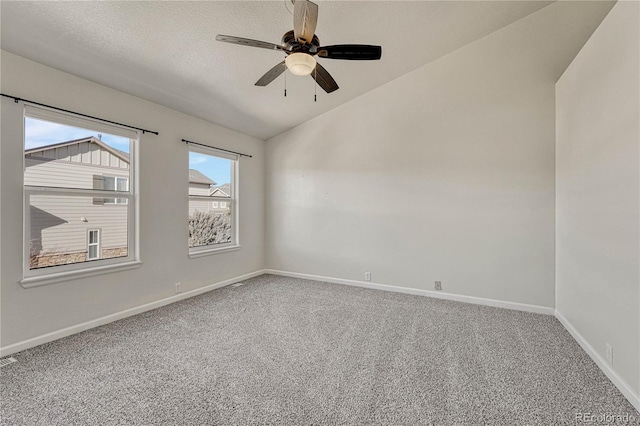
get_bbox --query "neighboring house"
[188,171,231,216]
[188,169,217,215]
[209,183,231,213]
[210,183,230,197]
[25,136,130,268]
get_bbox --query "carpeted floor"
[1,274,638,425]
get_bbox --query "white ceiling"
[1,1,613,140]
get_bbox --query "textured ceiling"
[1,1,613,140]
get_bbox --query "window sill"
[20,260,143,288]
[188,244,241,259]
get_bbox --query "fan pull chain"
[284,68,287,97]
[314,66,317,102]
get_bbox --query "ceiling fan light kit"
[285,52,316,76]
[216,0,381,96]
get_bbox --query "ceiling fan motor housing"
[282,30,320,54]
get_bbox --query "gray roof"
[189,169,216,185]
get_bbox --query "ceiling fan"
[216,0,382,94]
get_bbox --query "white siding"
[26,141,128,169]
[25,145,130,256]
[30,195,128,254]
[188,182,210,196]
[25,157,129,189]
[188,199,213,216]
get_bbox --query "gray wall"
[1,51,265,348]
[264,2,609,308]
[556,1,640,396]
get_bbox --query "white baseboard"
[264,269,555,316]
[555,311,640,413]
[0,269,267,358]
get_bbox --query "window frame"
[188,145,240,257]
[87,229,101,260]
[21,105,141,287]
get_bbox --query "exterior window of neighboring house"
[93,175,129,205]
[23,105,138,281]
[188,146,238,255]
[87,229,101,260]
[103,176,128,204]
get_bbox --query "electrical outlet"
[364,272,371,281]
[435,281,442,291]
[175,282,182,294]
[605,343,613,365]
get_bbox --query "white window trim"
[20,260,143,288]
[188,145,239,257]
[188,244,241,259]
[22,105,140,287]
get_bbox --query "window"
[103,176,128,204]
[87,229,101,260]
[23,106,138,280]
[188,146,238,255]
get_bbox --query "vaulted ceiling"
[1,1,614,140]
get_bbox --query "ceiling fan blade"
[216,34,287,52]
[311,63,339,93]
[317,45,382,60]
[293,0,318,44]
[255,61,287,87]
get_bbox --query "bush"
[189,210,231,247]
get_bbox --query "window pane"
[89,230,98,244]
[116,178,128,191]
[24,117,131,190]
[189,151,231,198]
[188,148,235,250]
[188,201,231,248]
[29,194,128,269]
[103,176,115,191]
[88,245,98,260]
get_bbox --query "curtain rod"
[181,139,252,158]
[1,93,159,135]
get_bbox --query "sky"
[25,117,130,153]
[25,117,231,185]
[189,151,231,186]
